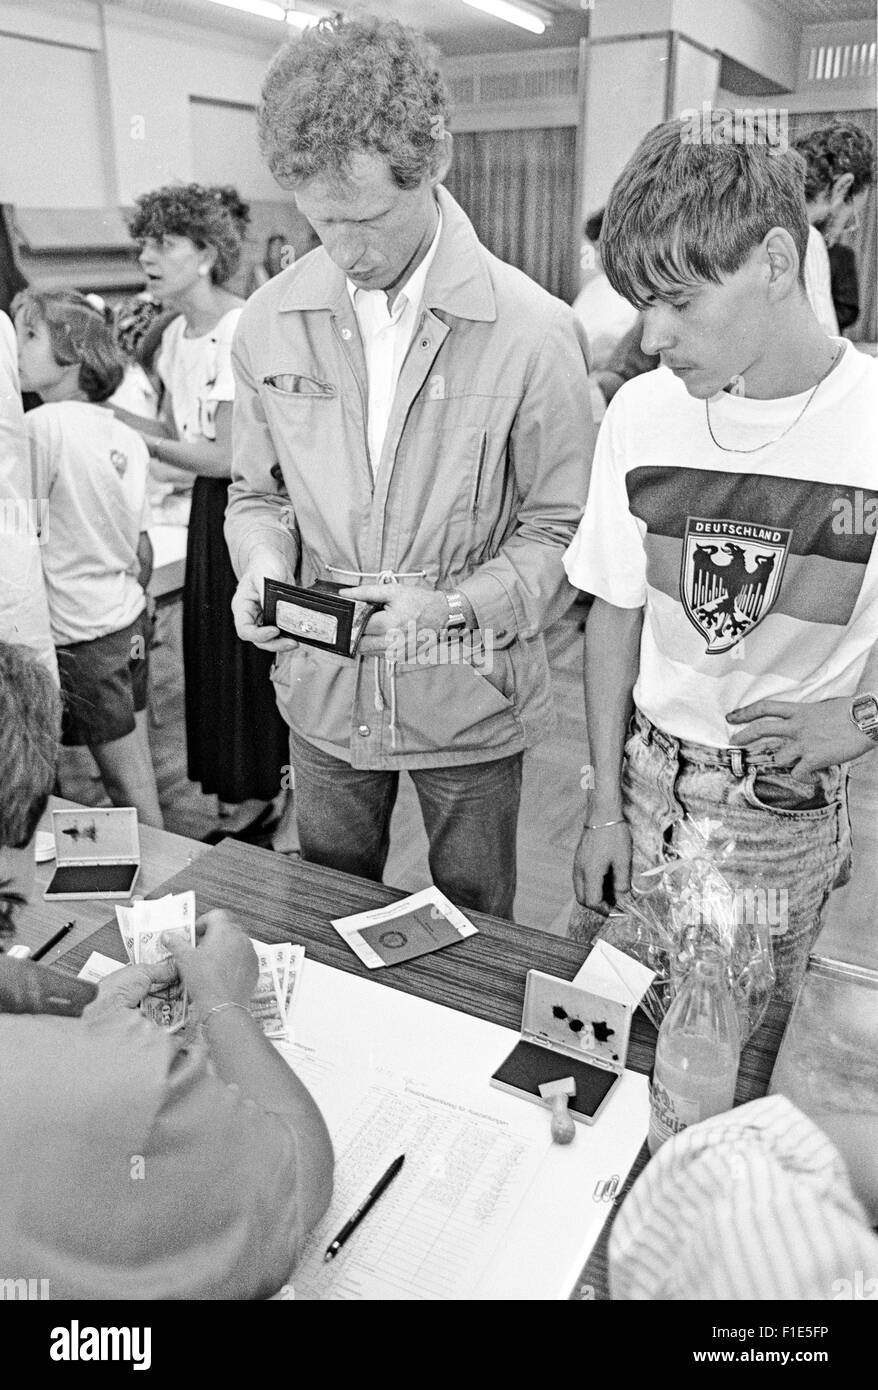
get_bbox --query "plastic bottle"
[648,947,741,1156]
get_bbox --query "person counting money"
[0,643,333,1299]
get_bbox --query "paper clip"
[593,1174,620,1203]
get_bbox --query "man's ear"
[762,227,801,300]
[430,131,453,186]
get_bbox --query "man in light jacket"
[226,12,592,919]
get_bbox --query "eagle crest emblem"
[680,517,792,653]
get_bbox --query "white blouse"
[157,307,242,443]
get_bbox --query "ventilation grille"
[805,39,877,83]
[478,64,578,105]
[445,47,579,124]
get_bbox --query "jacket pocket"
[393,660,519,755]
[270,645,357,752]
[470,430,488,520]
[263,373,336,397]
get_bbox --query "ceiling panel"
[110,0,877,57]
[770,0,877,21]
[108,0,590,55]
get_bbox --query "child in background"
[12,290,164,827]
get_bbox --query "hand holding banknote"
[117,892,196,1031]
[88,957,178,1016]
[161,909,259,1017]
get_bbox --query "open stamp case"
[491,970,633,1125]
[43,808,141,901]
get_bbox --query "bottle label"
[648,1076,701,1148]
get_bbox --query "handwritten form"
[276,961,649,1300]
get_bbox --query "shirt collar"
[346,207,443,319]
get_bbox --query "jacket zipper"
[471,431,488,519]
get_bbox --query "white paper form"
[290,1075,546,1300]
[275,960,650,1300]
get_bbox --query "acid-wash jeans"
[573,709,852,1004]
[289,730,523,921]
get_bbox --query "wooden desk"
[53,835,790,1300]
[15,797,207,964]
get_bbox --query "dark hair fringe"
[601,116,810,308]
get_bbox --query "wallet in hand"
[263,578,384,658]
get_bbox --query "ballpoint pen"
[323,1154,405,1262]
[31,920,76,961]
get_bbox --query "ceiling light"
[284,6,320,27]
[205,0,321,25]
[461,0,550,35]
[207,0,286,20]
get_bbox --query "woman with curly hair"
[127,183,289,831]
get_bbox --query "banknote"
[116,892,196,1032]
[248,940,304,1038]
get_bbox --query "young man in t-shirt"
[564,112,878,1002]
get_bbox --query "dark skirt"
[182,476,290,802]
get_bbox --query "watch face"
[852,693,878,728]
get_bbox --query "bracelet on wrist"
[200,1000,252,1037]
[584,817,625,830]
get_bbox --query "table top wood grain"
[52,834,790,1301]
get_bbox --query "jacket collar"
[277,185,496,322]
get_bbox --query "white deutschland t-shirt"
[564,341,878,748]
[26,402,150,645]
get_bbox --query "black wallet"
[263,578,383,658]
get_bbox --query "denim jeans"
[621,710,852,1004]
[289,731,523,920]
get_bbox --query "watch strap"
[444,591,467,633]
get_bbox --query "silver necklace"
[705,345,842,454]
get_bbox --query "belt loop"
[728,747,746,778]
[653,723,678,761]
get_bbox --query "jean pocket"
[742,767,841,818]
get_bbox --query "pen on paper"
[32,920,76,962]
[323,1154,405,1262]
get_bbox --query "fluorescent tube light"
[285,7,320,27]
[461,0,548,35]
[206,0,321,24]
[207,0,285,20]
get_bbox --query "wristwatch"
[849,691,878,743]
[444,591,467,635]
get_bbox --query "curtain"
[0,205,28,319]
[445,126,578,303]
[789,109,877,343]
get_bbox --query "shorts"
[56,608,151,748]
